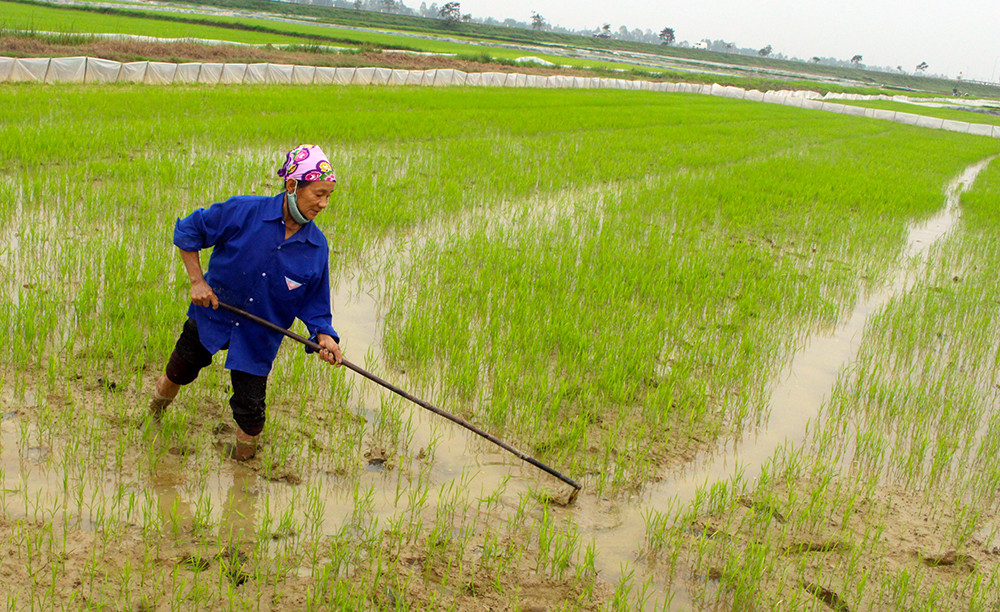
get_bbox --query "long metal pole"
[217,301,582,497]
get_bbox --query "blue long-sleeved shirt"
[173,192,339,376]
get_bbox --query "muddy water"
[0,161,991,607]
[300,160,991,607]
[568,159,993,599]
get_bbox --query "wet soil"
[0,381,612,608]
[0,157,994,608]
[688,477,1000,610]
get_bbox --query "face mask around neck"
[286,181,310,225]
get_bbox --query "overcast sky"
[457,0,1000,82]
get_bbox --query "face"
[287,179,336,222]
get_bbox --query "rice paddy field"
[2,82,1000,609]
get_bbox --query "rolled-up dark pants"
[165,318,268,436]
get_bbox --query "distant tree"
[896,65,903,72]
[723,42,735,53]
[598,23,611,38]
[850,54,863,65]
[916,61,929,72]
[461,13,471,22]
[531,11,546,30]
[617,25,628,38]
[758,44,772,57]
[658,27,675,45]
[810,56,820,63]
[438,1,460,21]
[380,0,396,13]
[353,0,362,9]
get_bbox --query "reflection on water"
[0,159,992,609]
[576,158,994,604]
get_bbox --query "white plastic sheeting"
[292,65,315,85]
[483,72,505,87]
[525,74,545,88]
[145,62,177,85]
[916,115,945,129]
[243,63,267,84]
[85,57,121,83]
[174,63,202,84]
[333,67,356,85]
[120,62,147,83]
[434,69,465,86]
[352,67,374,85]
[268,64,294,85]
[370,68,392,85]
[969,123,995,137]
[3,55,997,139]
[312,67,336,85]
[46,57,87,83]
[10,58,50,82]
[221,64,248,84]
[388,69,408,85]
[941,120,969,134]
[198,63,223,84]
[0,57,12,81]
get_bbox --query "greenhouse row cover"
[3,56,998,139]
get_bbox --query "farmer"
[149,144,343,460]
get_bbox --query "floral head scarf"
[277,144,336,183]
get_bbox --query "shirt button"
[235,322,240,327]
[249,298,254,302]
[262,273,267,277]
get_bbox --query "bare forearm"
[178,248,218,308]
[179,249,206,285]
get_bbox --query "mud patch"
[168,444,197,457]
[178,553,212,572]
[96,377,122,393]
[801,580,851,612]
[23,446,49,462]
[736,495,786,523]
[364,445,390,472]
[262,467,302,485]
[679,476,1000,610]
[217,547,251,586]
[919,550,976,572]
[783,539,851,554]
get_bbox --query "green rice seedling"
[2,81,999,608]
[654,158,1000,610]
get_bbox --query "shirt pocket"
[271,266,314,307]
